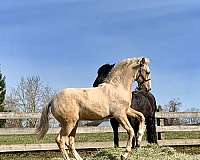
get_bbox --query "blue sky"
[0,0,200,110]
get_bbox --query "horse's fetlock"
[55,138,60,144]
[126,147,132,153]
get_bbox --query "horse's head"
[135,58,151,92]
[93,63,115,87]
[93,57,151,92]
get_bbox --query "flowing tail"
[146,117,157,143]
[35,100,52,140]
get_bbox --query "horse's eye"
[146,71,150,75]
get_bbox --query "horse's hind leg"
[127,108,145,147]
[115,114,134,160]
[56,128,70,160]
[56,119,80,160]
[68,123,83,160]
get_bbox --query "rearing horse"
[36,57,151,160]
[93,62,157,148]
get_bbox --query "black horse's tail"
[146,116,157,143]
[145,92,158,144]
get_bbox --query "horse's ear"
[140,57,150,65]
[141,58,145,64]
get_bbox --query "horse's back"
[51,87,110,121]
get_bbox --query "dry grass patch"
[85,145,200,160]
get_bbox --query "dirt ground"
[0,149,97,160]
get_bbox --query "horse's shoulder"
[132,91,148,100]
[133,91,157,112]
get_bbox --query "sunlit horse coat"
[36,58,151,160]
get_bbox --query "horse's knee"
[140,114,145,123]
[68,142,73,149]
[55,134,60,145]
[56,135,68,150]
[56,139,65,151]
[127,127,134,138]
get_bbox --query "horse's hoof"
[121,152,129,160]
[114,144,119,148]
[135,144,140,150]
[121,155,126,160]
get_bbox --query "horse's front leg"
[128,117,139,148]
[110,118,120,148]
[115,113,134,160]
[127,108,145,148]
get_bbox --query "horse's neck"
[109,73,134,93]
[123,76,134,92]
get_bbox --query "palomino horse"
[93,63,157,148]
[36,57,151,160]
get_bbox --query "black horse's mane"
[97,63,115,74]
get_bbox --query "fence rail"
[1,112,200,119]
[0,112,200,152]
[0,125,200,136]
[155,112,200,118]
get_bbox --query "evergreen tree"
[0,69,6,127]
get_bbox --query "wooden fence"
[0,112,200,152]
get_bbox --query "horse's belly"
[79,105,110,120]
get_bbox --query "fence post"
[157,119,165,140]
[157,109,165,140]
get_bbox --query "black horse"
[93,64,157,148]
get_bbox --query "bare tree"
[5,76,55,127]
[164,98,182,125]
[4,94,22,128]
[164,98,181,112]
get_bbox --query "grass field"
[86,145,200,160]
[0,131,200,145]
[0,132,200,160]
[0,145,200,160]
